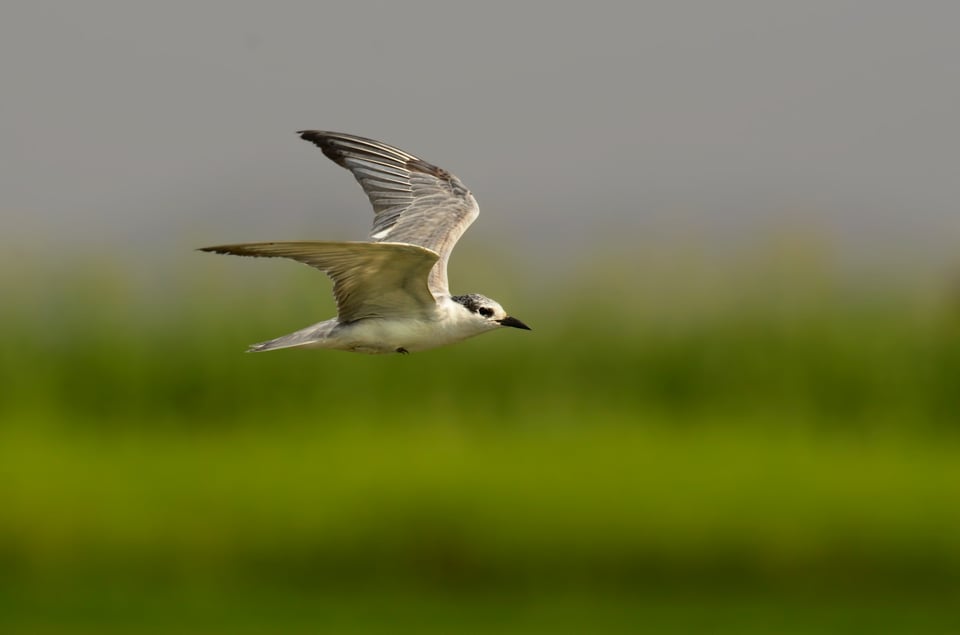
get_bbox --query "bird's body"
[200,131,529,354]
[248,295,498,355]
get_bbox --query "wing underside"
[198,241,440,323]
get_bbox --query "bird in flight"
[200,131,530,354]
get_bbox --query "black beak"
[497,316,531,330]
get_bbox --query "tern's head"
[452,294,531,332]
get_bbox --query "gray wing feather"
[198,241,439,323]
[298,131,479,297]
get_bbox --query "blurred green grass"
[2,253,959,632]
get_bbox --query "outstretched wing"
[199,241,439,323]
[298,131,479,297]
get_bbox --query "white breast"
[324,298,492,354]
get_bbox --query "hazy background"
[3,2,960,634]
[3,0,959,272]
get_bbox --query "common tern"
[200,131,530,354]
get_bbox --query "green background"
[2,250,958,633]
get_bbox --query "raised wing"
[199,241,439,323]
[298,131,479,297]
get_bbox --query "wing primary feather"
[198,241,440,322]
[296,131,481,296]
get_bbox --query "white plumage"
[200,131,530,354]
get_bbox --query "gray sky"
[3,1,959,275]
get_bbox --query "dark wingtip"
[297,130,349,166]
[298,130,324,146]
[295,131,456,184]
[297,130,326,146]
[197,245,245,256]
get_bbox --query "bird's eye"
[478,307,494,318]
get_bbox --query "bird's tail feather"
[246,321,336,353]
[247,337,303,353]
